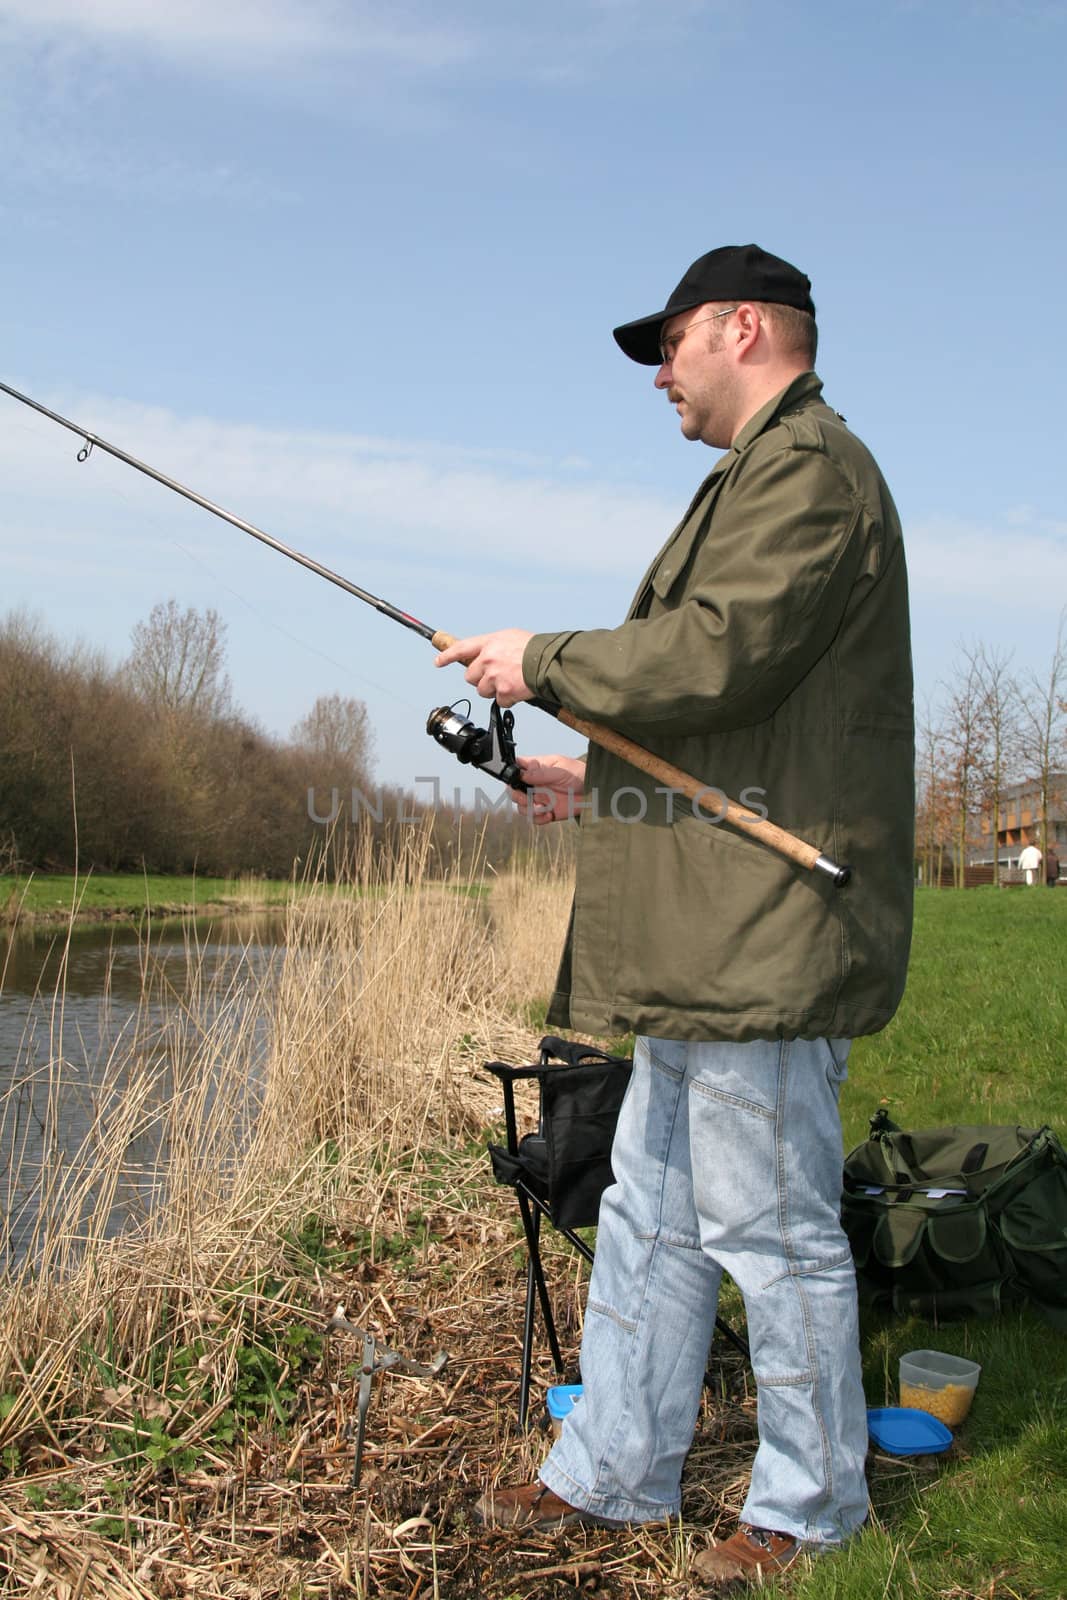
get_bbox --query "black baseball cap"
[613,243,815,365]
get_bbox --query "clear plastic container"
[899,1349,981,1425]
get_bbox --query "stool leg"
[516,1193,565,1428]
[519,1254,537,1431]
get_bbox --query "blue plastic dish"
[546,1384,584,1422]
[867,1406,952,1456]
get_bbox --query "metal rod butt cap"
[814,855,852,887]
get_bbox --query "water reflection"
[0,913,287,1269]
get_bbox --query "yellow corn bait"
[899,1380,974,1425]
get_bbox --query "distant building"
[973,773,1067,877]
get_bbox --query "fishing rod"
[0,379,850,886]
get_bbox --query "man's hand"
[514,753,587,825]
[434,629,534,708]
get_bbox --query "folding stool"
[485,1035,748,1428]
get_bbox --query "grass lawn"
[847,886,1067,1137]
[0,871,299,922]
[781,887,1067,1599]
[1,873,488,923]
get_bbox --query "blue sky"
[3,0,1066,793]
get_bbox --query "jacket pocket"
[609,813,845,1027]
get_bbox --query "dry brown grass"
[0,828,770,1598]
[3,872,1052,1598]
[6,827,756,1598]
[488,843,575,1015]
[0,1137,756,1600]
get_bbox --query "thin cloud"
[6,388,1067,607]
[0,387,676,581]
[0,0,729,82]
[0,0,736,195]
[0,1,474,73]
[905,513,1067,611]
[6,389,1066,757]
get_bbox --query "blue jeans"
[539,1035,869,1545]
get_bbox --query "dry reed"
[0,828,769,1598]
[488,840,575,1013]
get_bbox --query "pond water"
[0,913,288,1269]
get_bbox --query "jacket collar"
[728,369,824,456]
[632,371,826,615]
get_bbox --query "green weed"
[109,1414,202,1477]
[751,888,1067,1599]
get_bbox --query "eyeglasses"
[658,307,737,367]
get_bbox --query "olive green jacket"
[522,372,914,1042]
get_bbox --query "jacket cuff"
[523,630,580,701]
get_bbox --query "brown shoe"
[474,1481,624,1530]
[691,1524,802,1586]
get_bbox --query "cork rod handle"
[430,631,849,885]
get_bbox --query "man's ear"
[733,302,762,352]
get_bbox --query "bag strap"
[961,1141,990,1175]
[539,1035,622,1068]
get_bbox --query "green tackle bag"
[841,1110,1067,1327]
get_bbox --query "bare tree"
[290,694,376,877]
[915,701,956,887]
[1,605,380,877]
[941,648,991,888]
[291,694,374,781]
[973,642,1021,887]
[126,600,232,717]
[1019,611,1067,874]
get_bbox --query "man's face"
[653,304,739,448]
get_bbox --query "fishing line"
[0,378,852,885]
[98,462,422,715]
[3,391,419,713]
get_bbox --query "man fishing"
[436,243,914,1586]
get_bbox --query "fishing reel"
[426,700,527,791]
